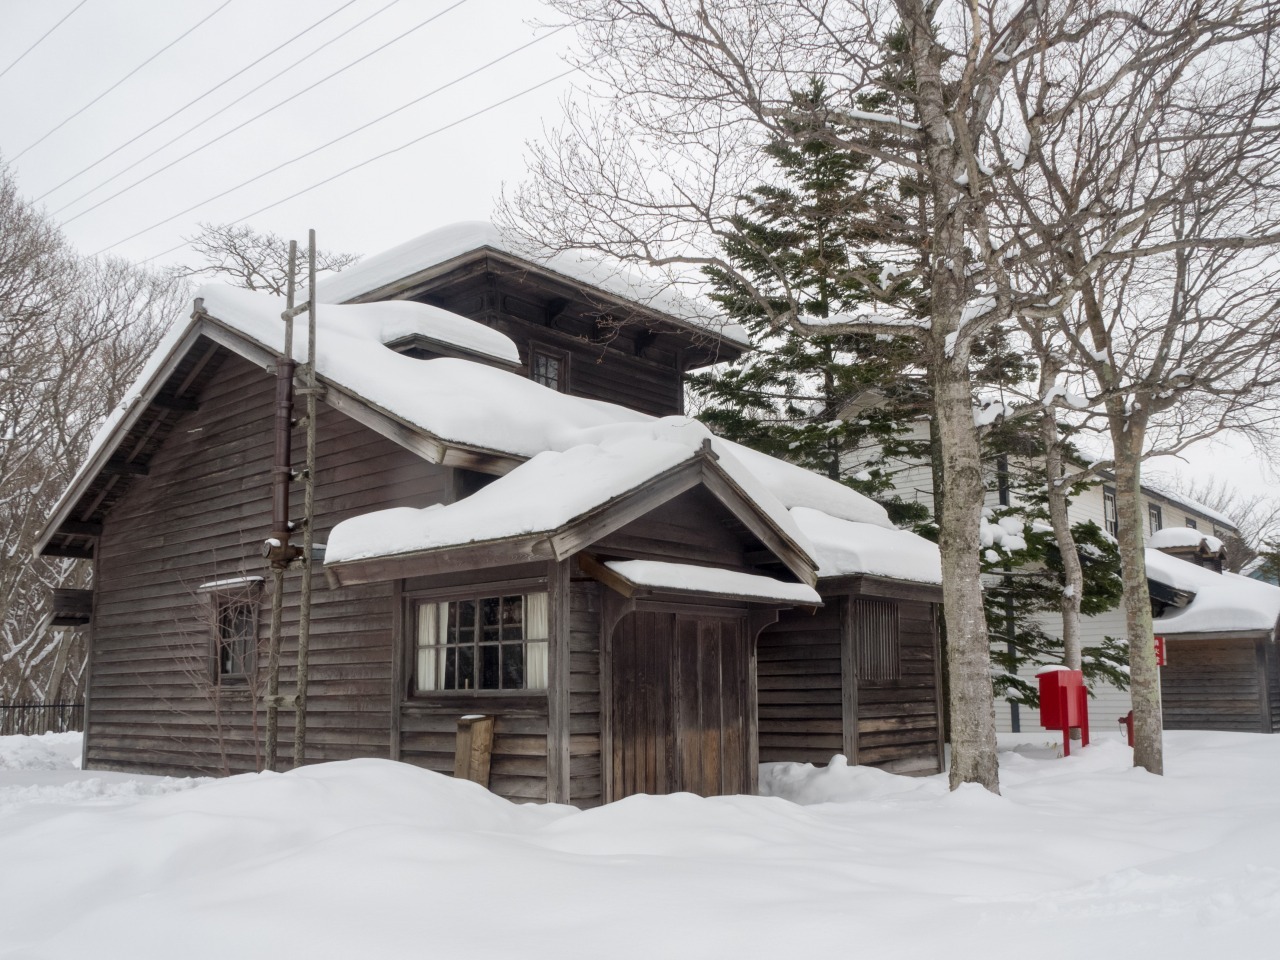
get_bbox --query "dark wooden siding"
[856,599,942,774]
[756,593,942,775]
[1268,642,1280,733]
[568,579,603,808]
[87,352,448,777]
[398,697,549,801]
[1162,638,1266,732]
[595,487,756,569]
[756,603,844,765]
[423,278,686,417]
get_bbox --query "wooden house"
[36,223,945,804]
[1147,539,1280,733]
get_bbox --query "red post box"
[1036,667,1090,757]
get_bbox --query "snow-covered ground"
[1,731,1277,959]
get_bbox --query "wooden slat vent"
[855,599,900,682]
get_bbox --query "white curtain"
[416,602,448,692]
[524,592,549,690]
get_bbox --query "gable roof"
[37,285,938,592]
[325,433,818,588]
[312,221,752,350]
[1146,548,1280,637]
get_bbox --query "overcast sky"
[1,0,1275,506]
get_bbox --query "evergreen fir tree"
[690,81,928,525]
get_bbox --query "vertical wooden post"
[264,239,297,773]
[841,595,860,765]
[389,579,404,761]
[546,560,571,803]
[293,230,318,769]
[454,715,495,786]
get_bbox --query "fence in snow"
[0,701,85,736]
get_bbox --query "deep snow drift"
[2,731,1277,959]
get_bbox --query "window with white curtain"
[414,592,549,692]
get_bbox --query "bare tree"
[502,0,1280,786]
[174,222,359,296]
[0,164,181,703]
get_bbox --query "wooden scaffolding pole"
[293,230,318,768]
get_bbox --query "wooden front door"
[610,610,753,799]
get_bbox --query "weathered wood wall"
[756,592,943,774]
[425,276,688,417]
[87,351,447,777]
[568,579,603,808]
[1161,637,1272,733]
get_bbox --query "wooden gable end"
[349,252,744,417]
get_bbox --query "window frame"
[1148,502,1163,535]
[202,581,262,685]
[528,342,571,394]
[403,578,550,698]
[1185,517,1198,530]
[1102,486,1118,537]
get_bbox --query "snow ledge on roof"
[605,560,822,605]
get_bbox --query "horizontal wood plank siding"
[855,599,943,774]
[87,353,448,777]
[568,579,603,807]
[756,605,844,765]
[1162,638,1266,732]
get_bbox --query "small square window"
[529,345,569,392]
[1185,518,1198,530]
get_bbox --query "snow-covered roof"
[1146,549,1280,636]
[1148,527,1225,553]
[603,560,822,605]
[325,429,814,576]
[790,507,943,584]
[1140,479,1238,531]
[42,284,939,591]
[312,221,751,349]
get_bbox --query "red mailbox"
[1036,667,1090,757]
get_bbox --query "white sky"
[0,0,1274,505]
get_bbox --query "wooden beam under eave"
[325,536,556,587]
[101,459,148,477]
[58,520,103,537]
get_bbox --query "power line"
[49,0,406,217]
[34,0,363,204]
[58,0,469,226]
[11,0,234,163]
[0,0,92,83]
[100,26,566,254]
[125,67,578,264]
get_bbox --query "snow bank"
[1146,548,1280,635]
[312,221,751,347]
[3,733,1279,959]
[790,506,942,583]
[0,731,81,772]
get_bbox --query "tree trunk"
[1110,413,1163,774]
[1042,414,1084,670]
[934,361,1001,792]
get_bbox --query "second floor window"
[1186,518,1198,530]
[1148,503,1163,535]
[1103,486,1118,536]
[530,345,568,392]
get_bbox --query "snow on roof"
[348,298,520,366]
[325,422,817,568]
[325,437,701,564]
[311,221,751,348]
[604,559,822,605]
[1140,479,1238,531]
[790,507,943,584]
[1146,549,1280,636]
[1148,527,1224,553]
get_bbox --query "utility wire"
[58,0,469,226]
[124,67,578,263]
[101,26,565,253]
[51,0,409,218]
[34,0,363,203]
[0,0,92,83]
[12,0,234,162]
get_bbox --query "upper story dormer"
[314,222,749,417]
